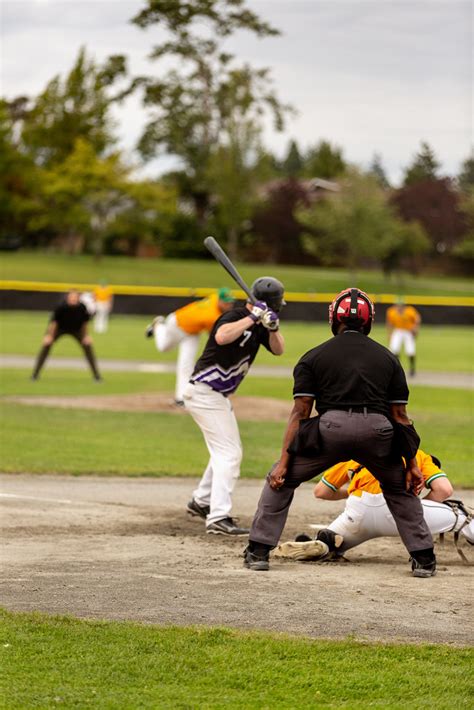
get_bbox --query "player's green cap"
[217,287,235,303]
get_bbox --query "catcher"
[275,450,474,562]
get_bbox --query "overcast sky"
[1,0,472,184]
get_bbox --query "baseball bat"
[204,236,256,304]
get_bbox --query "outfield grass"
[1,311,473,373]
[1,370,472,485]
[2,251,473,295]
[1,610,472,709]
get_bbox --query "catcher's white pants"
[94,302,110,333]
[183,382,242,525]
[328,493,474,552]
[154,313,200,401]
[389,328,416,356]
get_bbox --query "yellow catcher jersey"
[175,294,222,335]
[386,305,420,330]
[321,450,446,497]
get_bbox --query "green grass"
[2,251,473,295]
[1,311,473,373]
[1,370,472,485]
[1,610,473,710]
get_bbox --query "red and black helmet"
[329,288,375,335]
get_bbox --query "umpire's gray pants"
[249,410,433,554]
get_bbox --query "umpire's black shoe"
[186,498,210,520]
[243,546,269,571]
[411,558,437,578]
[206,517,249,536]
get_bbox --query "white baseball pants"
[183,382,243,525]
[328,492,473,552]
[154,313,200,401]
[94,302,111,333]
[389,328,416,356]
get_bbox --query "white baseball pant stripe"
[154,313,200,401]
[328,493,474,552]
[183,382,242,525]
[389,328,416,357]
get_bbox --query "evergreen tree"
[369,153,390,188]
[458,152,474,190]
[281,140,303,177]
[403,141,440,186]
[303,140,345,179]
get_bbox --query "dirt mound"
[5,393,293,422]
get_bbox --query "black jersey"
[293,330,408,416]
[191,307,272,395]
[52,301,90,333]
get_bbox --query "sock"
[32,344,51,378]
[82,344,101,379]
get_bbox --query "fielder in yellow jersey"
[386,301,421,376]
[145,289,235,404]
[93,283,114,333]
[275,450,474,560]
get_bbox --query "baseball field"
[1,268,473,707]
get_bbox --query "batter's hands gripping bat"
[204,236,256,304]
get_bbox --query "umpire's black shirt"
[293,330,408,416]
[51,302,90,333]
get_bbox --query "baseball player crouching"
[184,278,285,536]
[275,450,474,562]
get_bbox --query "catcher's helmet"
[251,277,286,312]
[329,288,374,335]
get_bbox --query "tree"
[297,171,429,276]
[16,48,128,167]
[281,140,303,177]
[0,102,40,242]
[369,152,390,189]
[302,140,346,179]
[391,178,466,255]
[403,141,440,186]
[452,188,474,267]
[130,0,290,221]
[458,152,474,191]
[251,179,311,263]
[32,139,133,255]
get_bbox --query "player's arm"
[215,302,267,345]
[269,396,314,490]
[268,330,284,356]
[424,477,453,502]
[412,309,421,336]
[314,480,349,500]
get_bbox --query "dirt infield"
[1,475,472,645]
[4,393,292,421]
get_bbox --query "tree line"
[1,0,472,276]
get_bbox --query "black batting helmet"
[329,288,374,335]
[251,277,285,312]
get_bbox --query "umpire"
[31,290,102,381]
[245,288,436,577]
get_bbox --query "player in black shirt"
[31,290,102,381]
[184,277,285,536]
[246,288,435,577]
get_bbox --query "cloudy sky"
[1,0,472,184]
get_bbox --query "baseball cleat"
[145,315,165,338]
[411,558,437,578]
[186,498,210,519]
[274,540,329,561]
[206,517,250,536]
[243,546,269,571]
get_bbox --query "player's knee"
[81,336,92,346]
[43,335,53,346]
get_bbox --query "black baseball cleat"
[186,498,210,519]
[411,558,437,578]
[243,546,269,571]
[145,315,164,338]
[206,517,249,536]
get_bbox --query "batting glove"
[261,309,279,331]
[248,301,268,323]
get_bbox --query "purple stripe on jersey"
[193,357,251,394]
